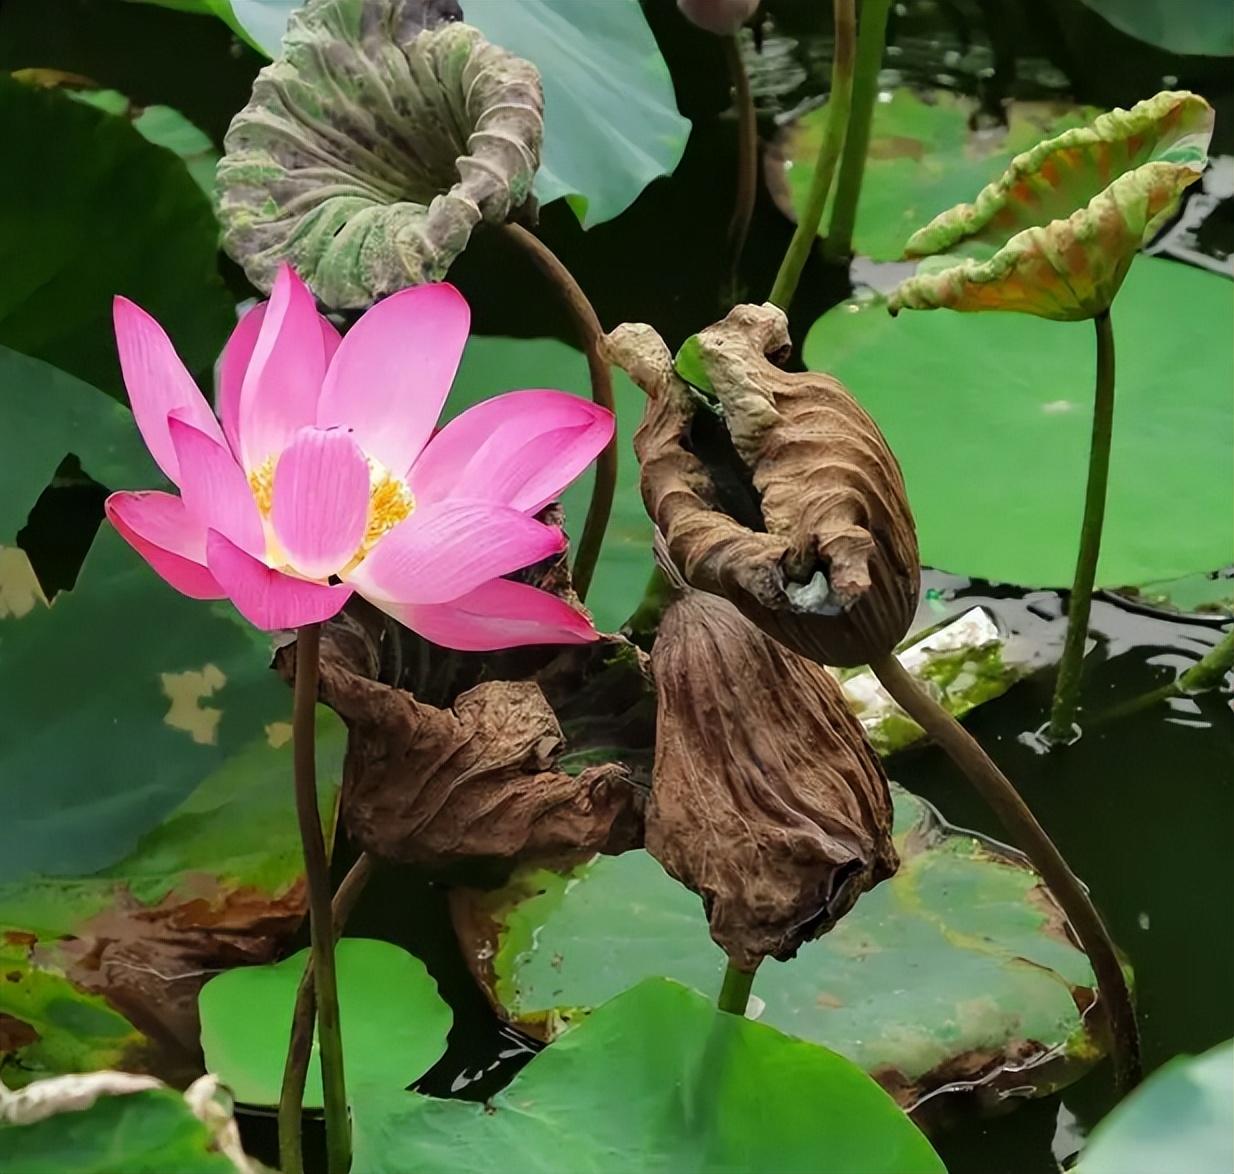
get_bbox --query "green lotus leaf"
[888,91,1214,321]
[217,2,543,307]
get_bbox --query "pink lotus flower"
[105,266,613,650]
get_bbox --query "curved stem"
[502,223,615,603]
[1050,310,1116,741]
[821,0,892,262]
[870,651,1142,1093]
[278,853,374,1174]
[768,0,856,310]
[717,961,757,1015]
[722,33,757,296]
[282,624,350,1174]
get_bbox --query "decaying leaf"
[606,304,919,667]
[279,624,644,876]
[648,586,898,971]
[218,0,543,307]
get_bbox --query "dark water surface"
[3,2,1231,1172]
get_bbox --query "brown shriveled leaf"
[607,305,920,667]
[648,587,898,971]
[279,627,644,876]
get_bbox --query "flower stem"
[768,0,856,310]
[502,223,615,603]
[717,961,756,1015]
[870,651,1142,1093]
[278,853,373,1174]
[1049,310,1116,741]
[722,33,757,297]
[282,623,350,1174]
[821,0,892,263]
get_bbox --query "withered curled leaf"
[282,626,643,876]
[647,586,898,971]
[217,0,543,307]
[606,303,920,667]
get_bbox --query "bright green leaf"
[1078,0,1234,56]
[1078,1040,1234,1174]
[199,938,452,1107]
[452,787,1102,1105]
[802,256,1233,587]
[351,978,945,1174]
[449,336,652,632]
[0,74,232,396]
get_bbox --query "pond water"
[2,1,1230,1171]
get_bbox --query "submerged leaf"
[218,4,543,307]
[889,91,1214,320]
[649,588,897,969]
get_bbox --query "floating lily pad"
[350,978,945,1174]
[803,256,1234,588]
[0,1084,235,1174]
[1107,570,1234,619]
[0,529,345,1083]
[199,938,452,1107]
[769,89,1102,262]
[1078,1039,1234,1174]
[207,0,689,228]
[1078,0,1234,57]
[450,336,652,632]
[451,787,1102,1107]
[0,74,232,397]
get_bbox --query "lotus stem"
[1049,310,1117,742]
[279,852,374,1174]
[768,0,856,310]
[822,0,892,262]
[722,33,758,296]
[626,565,674,638]
[502,223,616,603]
[717,960,757,1015]
[870,651,1142,1093]
[282,623,350,1174]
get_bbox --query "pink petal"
[316,283,470,476]
[218,304,341,460]
[409,390,615,514]
[271,427,370,581]
[346,499,565,606]
[105,490,222,600]
[388,578,599,651]
[169,416,265,558]
[206,530,352,631]
[113,296,226,485]
[238,265,328,474]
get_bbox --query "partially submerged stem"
[279,853,374,1174]
[284,624,350,1174]
[722,33,758,295]
[1094,625,1234,725]
[821,0,892,262]
[870,651,1142,1093]
[1049,311,1117,741]
[768,0,856,310]
[717,961,757,1015]
[502,223,615,603]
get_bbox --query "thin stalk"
[768,0,856,310]
[1050,311,1116,741]
[283,623,350,1174]
[722,33,757,295]
[822,0,892,262]
[278,853,374,1174]
[502,223,615,603]
[717,961,756,1015]
[870,651,1141,1092]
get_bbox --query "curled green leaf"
[888,91,1213,320]
[217,1,543,307]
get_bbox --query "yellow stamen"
[248,456,275,516]
[363,473,414,551]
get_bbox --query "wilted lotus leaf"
[217,0,543,307]
[648,586,898,970]
[284,622,643,874]
[889,91,1213,320]
[606,305,919,667]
